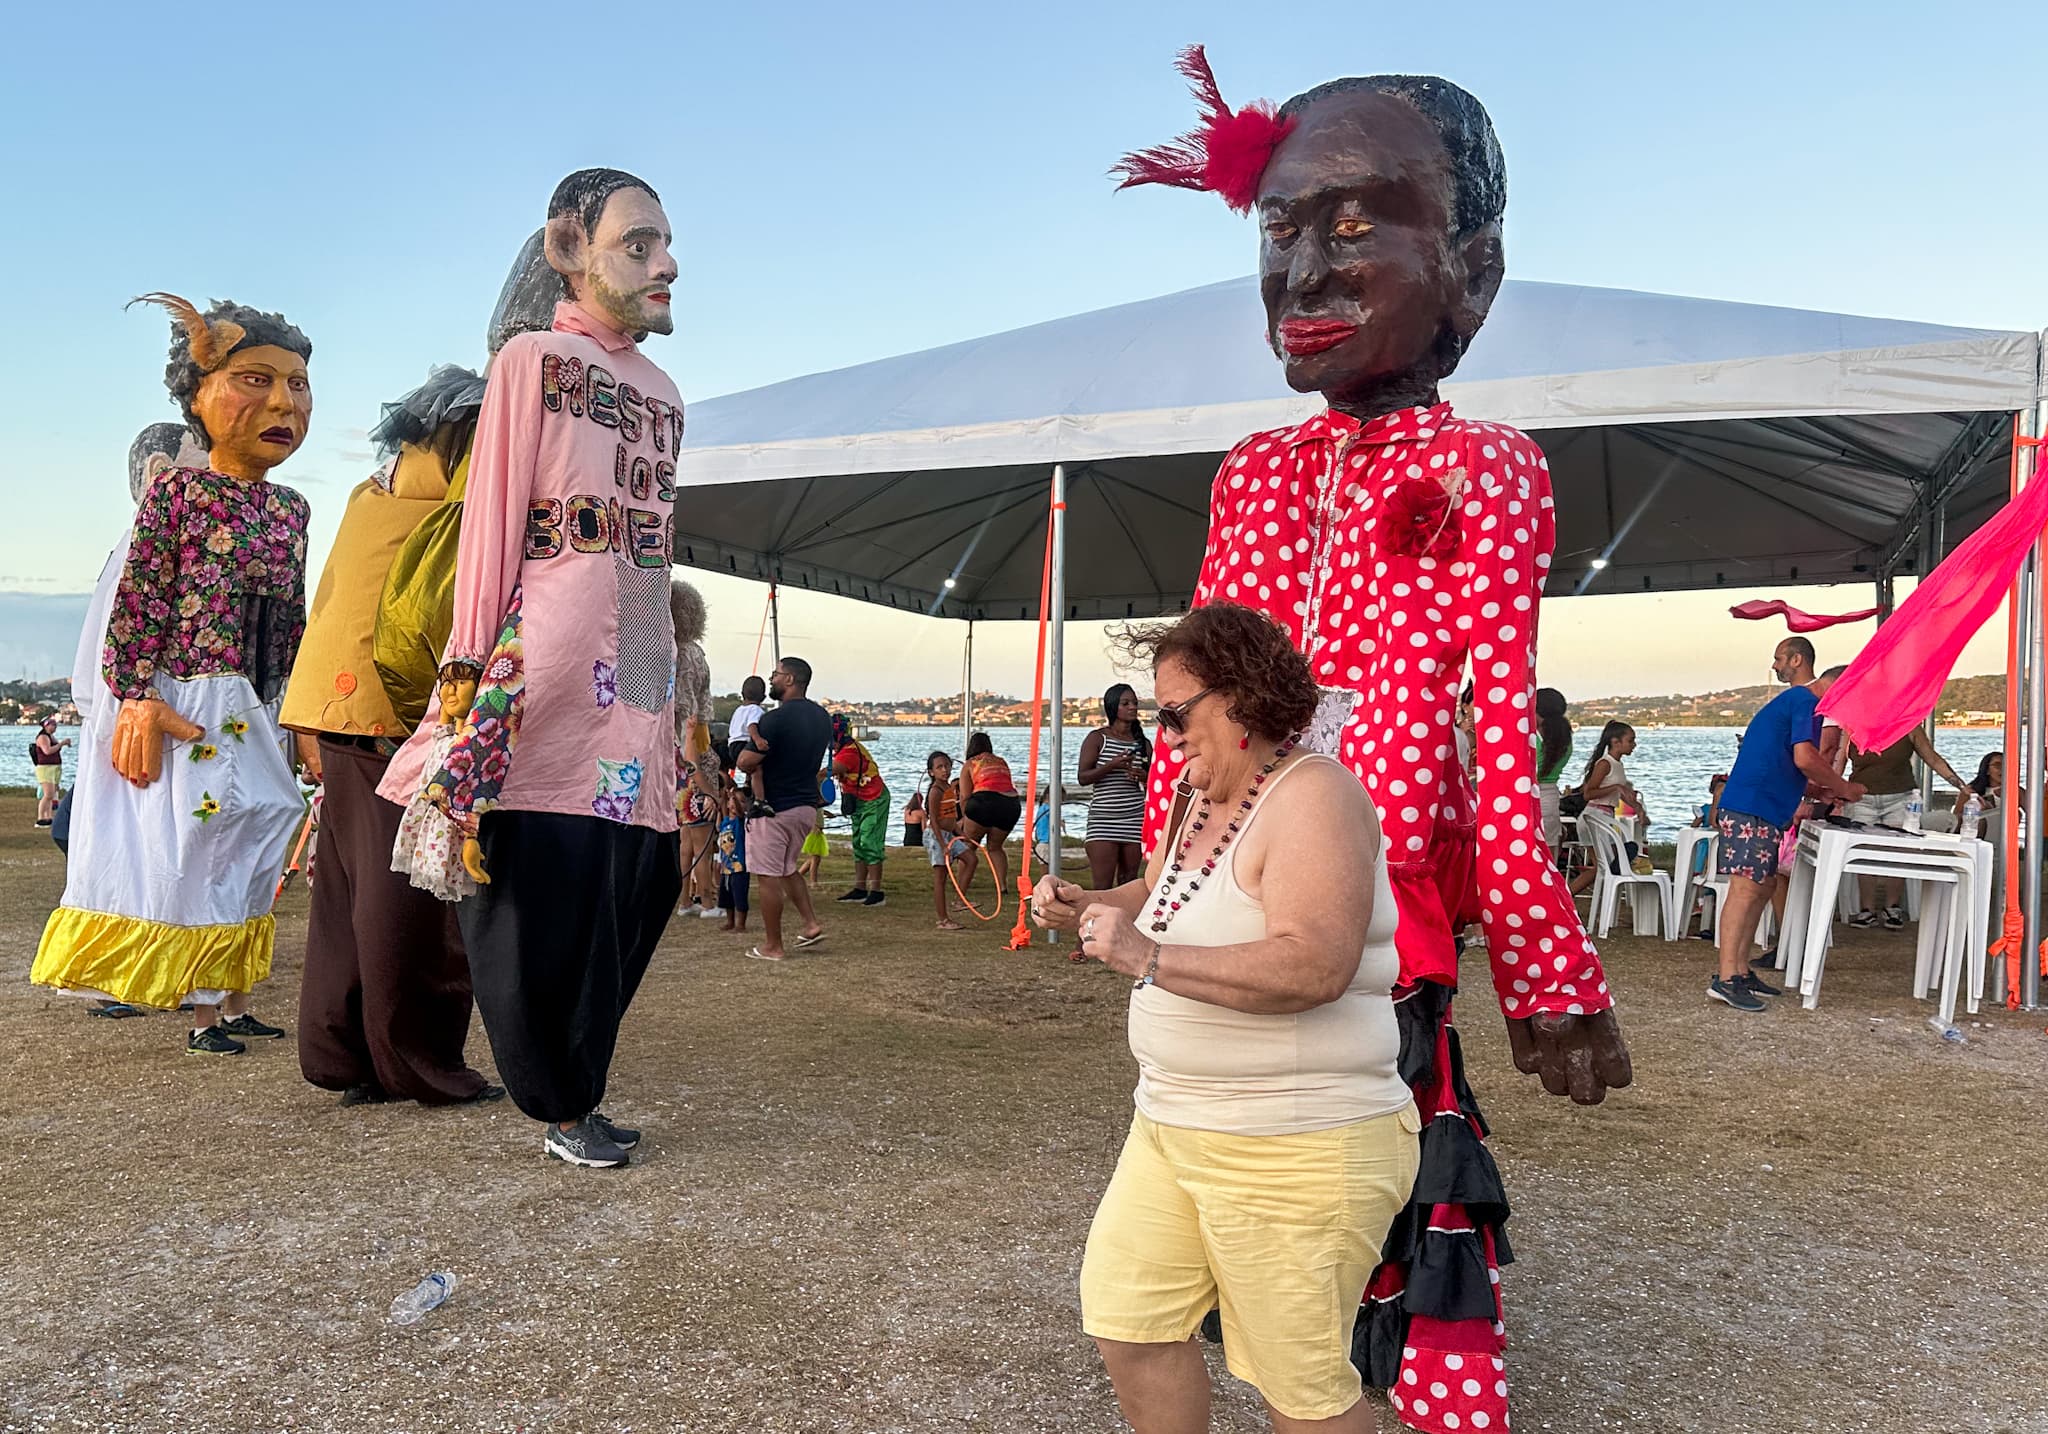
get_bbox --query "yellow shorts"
[1081,1104,1421,1421]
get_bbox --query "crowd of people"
[24,59,1666,1432]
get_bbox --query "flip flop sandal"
[746,947,786,962]
[794,932,826,949]
[88,1003,147,1019]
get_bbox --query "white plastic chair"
[1579,810,1675,940]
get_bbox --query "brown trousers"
[297,737,486,1103]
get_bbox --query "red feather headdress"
[1111,46,1295,214]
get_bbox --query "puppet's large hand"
[461,836,491,885]
[111,698,205,787]
[1505,1008,1632,1105]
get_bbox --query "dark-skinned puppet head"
[127,293,313,483]
[1115,49,1506,421]
[543,168,678,342]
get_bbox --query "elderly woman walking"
[1033,603,1418,1433]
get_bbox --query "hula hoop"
[945,840,1004,922]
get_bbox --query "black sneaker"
[748,800,778,821]
[543,1117,629,1168]
[220,1013,285,1040]
[862,890,887,907]
[457,1084,507,1106]
[1707,977,1766,1013]
[1737,970,1783,998]
[592,1111,640,1150]
[339,1082,388,1107]
[1749,949,1780,972]
[1883,906,1906,930]
[1848,909,1880,928]
[836,887,868,903]
[186,1025,248,1056]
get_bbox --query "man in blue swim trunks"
[1710,641,1866,1012]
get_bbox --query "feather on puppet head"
[1110,46,1295,214]
[125,292,246,373]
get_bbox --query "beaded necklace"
[1147,737,1300,935]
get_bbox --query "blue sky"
[1,1,2042,699]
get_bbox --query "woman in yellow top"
[1033,603,1417,1431]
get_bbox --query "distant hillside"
[1569,673,2007,728]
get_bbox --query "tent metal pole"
[1919,498,1939,807]
[962,618,975,751]
[2026,394,2047,1010]
[768,581,781,665]
[1046,465,1068,930]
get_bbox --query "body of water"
[6,723,2008,848]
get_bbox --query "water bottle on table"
[1960,792,1983,842]
[1904,790,1923,834]
[389,1271,457,1325]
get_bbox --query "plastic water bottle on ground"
[1960,792,1984,842]
[1903,790,1924,834]
[389,1271,456,1325]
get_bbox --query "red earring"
[1238,732,1250,750]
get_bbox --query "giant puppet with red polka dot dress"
[1115,50,1633,1434]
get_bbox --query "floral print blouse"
[103,467,309,704]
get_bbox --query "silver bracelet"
[1133,940,1162,990]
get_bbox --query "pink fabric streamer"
[1729,598,1879,632]
[1820,474,2048,751]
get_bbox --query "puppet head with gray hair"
[370,228,562,456]
[126,421,205,505]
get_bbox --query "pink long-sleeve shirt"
[380,302,684,832]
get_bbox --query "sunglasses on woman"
[1155,687,1216,735]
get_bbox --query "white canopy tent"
[674,277,2046,984]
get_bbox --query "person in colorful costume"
[1116,52,1632,1434]
[282,232,558,1107]
[34,295,314,1057]
[829,712,891,906]
[378,169,686,1169]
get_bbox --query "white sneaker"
[699,906,726,919]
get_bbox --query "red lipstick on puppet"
[1277,318,1360,355]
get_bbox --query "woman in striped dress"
[1079,684,1149,889]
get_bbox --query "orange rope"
[945,839,1003,921]
[275,804,316,899]
[750,585,775,674]
[1008,486,1064,950]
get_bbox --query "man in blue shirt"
[1711,639,1865,1012]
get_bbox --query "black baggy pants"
[299,737,486,1104]
[459,810,681,1123]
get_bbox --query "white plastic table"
[1776,822,1993,1000]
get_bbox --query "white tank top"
[1127,755,1410,1137]
[1591,751,1627,812]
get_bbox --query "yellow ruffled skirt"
[33,910,274,1011]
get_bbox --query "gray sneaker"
[1707,976,1766,1013]
[1882,906,1907,930]
[591,1111,640,1151]
[543,1117,630,1168]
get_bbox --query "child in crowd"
[922,751,966,930]
[716,786,750,933]
[727,675,770,815]
[798,773,831,888]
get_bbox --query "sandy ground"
[4,790,2048,1434]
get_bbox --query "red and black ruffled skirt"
[1356,975,1511,1433]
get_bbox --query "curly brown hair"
[1114,603,1317,740]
